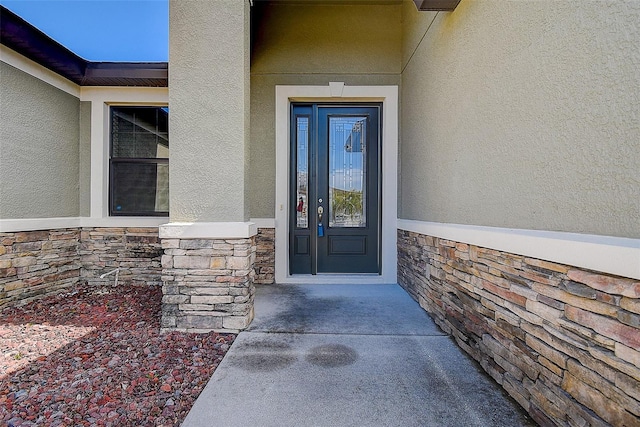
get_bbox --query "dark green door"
[290,104,381,274]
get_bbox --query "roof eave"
[0,5,167,87]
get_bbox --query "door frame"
[275,83,398,284]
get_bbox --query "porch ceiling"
[252,0,403,4]
[250,0,404,61]
[413,0,461,11]
[249,0,459,58]
[251,0,458,10]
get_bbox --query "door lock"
[317,205,325,237]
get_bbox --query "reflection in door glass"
[296,117,309,228]
[329,116,366,228]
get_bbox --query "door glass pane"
[296,116,309,228]
[329,117,366,228]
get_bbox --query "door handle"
[317,205,325,237]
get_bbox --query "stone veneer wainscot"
[80,227,163,286]
[255,228,275,285]
[0,229,81,308]
[0,227,163,309]
[398,229,640,426]
[160,237,257,333]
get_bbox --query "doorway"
[289,104,381,275]
[274,84,398,285]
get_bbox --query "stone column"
[160,234,256,333]
[162,0,255,333]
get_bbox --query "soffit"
[412,0,461,11]
[0,5,167,87]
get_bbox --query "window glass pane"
[296,116,309,228]
[112,107,169,159]
[329,117,366,228]
[111,162,169,215]
[110,106,169,216]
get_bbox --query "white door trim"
[275,83,398,284]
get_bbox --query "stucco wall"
[169,0,250,223]
[249,2,402,218]
[79,101,91,217]
[400,0,640,238]
[0,62,80,219]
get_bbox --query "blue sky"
[1,0,168,62]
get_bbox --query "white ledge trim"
[250,218,276,228]
[0,217,168,232]
[397,219,640,280]
[0,217,80,233]
[159,222,258,239]
[82,217,167,228]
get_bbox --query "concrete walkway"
[182,284,536,427]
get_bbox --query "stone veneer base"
[80,227,163,286]
[2,225,264,335]
[160,236,257,333]
[0,229,81,308]
[398,229,639,427]
[255,228,275,285]
[1,227,163,309]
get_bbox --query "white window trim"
[275,83,399,284]
[80,87,169,225]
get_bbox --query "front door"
[290,104,381,274]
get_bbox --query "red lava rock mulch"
[0,285,235,427]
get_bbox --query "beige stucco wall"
[169,0,250,223]
[250,2,402,218]
[0,62,80,219]
[79,101,91,217]
[400,0,640,238]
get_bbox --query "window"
[110,106,169,216]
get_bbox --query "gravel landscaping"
[0,284,235,426]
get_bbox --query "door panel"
[290,104,380,275]
[294,235,310,255]
[328,236,367,255]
